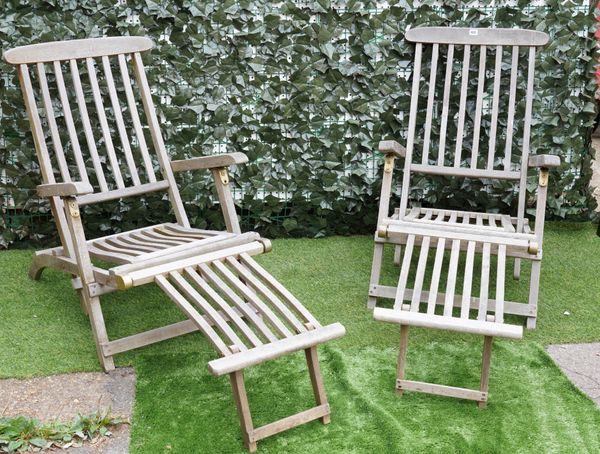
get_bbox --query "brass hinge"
[384,155,395,173]
[528,241,539,255]
[539,168,549,187]
[67,199,80,218]
[218,167,229,185]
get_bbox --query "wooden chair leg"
[513,257,521,280]
[368,243,385,308]
[305,346,330,424]
[396,324,410,396]
[28,255,46,280]
[393,245,402,266]
[85,293,115,372]
[526,261,541,329]
[230,370,257,452]
[478,336,493,409]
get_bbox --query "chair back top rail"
[3,37,153,64]
[405,27,549,47]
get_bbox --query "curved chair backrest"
[398,27,549,225]
[3,36,189,253]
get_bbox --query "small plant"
[0,410,128,452]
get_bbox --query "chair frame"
[4,36,345,451]
[368,27,560,405]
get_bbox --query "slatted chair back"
[3,37,189,256]
[398,27,549,228]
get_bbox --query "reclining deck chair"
[4,37,345,451]
[368,27,559,406]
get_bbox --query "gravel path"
[0,367,135,453]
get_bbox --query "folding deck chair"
[4,37,345,451]
[368,27,560,406]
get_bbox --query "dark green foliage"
[0,1,597,247]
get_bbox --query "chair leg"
[393,245,402,266]
[230,370,257,452]
[368,243,385,308]
[28,255,47,280]
[305,346,330,424]
[478,336,493,409]
[395,324,410,397]
[513,258,521,280]
[526,261,541,329]
[84,293,115,372]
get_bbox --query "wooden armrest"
[37,182,94,198]
[528,154,560,168]
[171,152,249,173]
[378,140,406,159]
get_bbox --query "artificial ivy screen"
[0,0,597,247]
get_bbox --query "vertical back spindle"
[422,43,438,165]
[487,46,502,170]
[470,45,486,169]
[438,44,454,166]
[453,45,470,168]
[503,46,519,171]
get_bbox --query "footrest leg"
[305,346,330,424]
[230,370,257,452]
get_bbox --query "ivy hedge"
[0,0,597,247]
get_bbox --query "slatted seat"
[4,36,345,451]
[368,27,559,406]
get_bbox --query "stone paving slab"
[0,367,135,453]
[546,343,600,407]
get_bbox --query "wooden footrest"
[397,379,487,402]
[249,404,330,443]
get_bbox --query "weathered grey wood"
[211,168,242,234]
[37,182,94,198]
[438,44,454,166]
[395,324,410,397]
[422,43,438,165]
[70,59,109,192]
[230,370,257,452]
[487,46,503,170]
[305,346,331,424]
[443,238,461,316]
[454,45,470,167]
[405,27,549,47]
[503,46,519,171]
[477,242,492,321]
[461,237,476,319]
[171,152,249,172]
[528,154,561,168]
[397,379,487,402]
[478,336,494,409]
[409,164,520,180]
[470,46,486,169]
[117,53,156,183]
[374,308,522,339]
[393,235,415,309]
[410,236,430,311]
[207,323,346,376]
[427,237,446,315]
[3,36,153,64]
[378,140,406,158]
[250,404,330,444]
[495,245,507,323]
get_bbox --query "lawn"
[1,222,599,453]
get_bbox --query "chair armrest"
[37,182,94,198]
[528,154,560,168]
[378,140,406,159]
[171,152,249,173]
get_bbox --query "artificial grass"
[1,222,599,453]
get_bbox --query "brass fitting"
[384,154,395,173]
[377,225,388,238]
[260,238,273,253]
[528,241,539,255]
[115,275,133,290]
[539,168,549,187]
[218,167,229,185]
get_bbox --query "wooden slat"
[53,61,89,183]
[393,234,416,309]
[213,260,294,339]
[36,63,71,182]
[133,230,188,246]
[427,237,446,315]
[454,45,470,168]
[461,239,476,319]
[239,253,321,329]
[102,55,141,186]
[399,43,422,217]
[487,46,503,170]
[438,44,454,166]
[410,164,521,180]
[4,36,153,64]
[250,404,330,443]
[397,379,487,402]
[184,267,263,348]
[422,43,439,165]
[118,54,156,183]
[198,262,278,343]
[470,45,486,169]
[410,236,430,311]
[77,180,170,206]
[70,59,108,192]
[443,238,461,316]
[132,52,189,227]
[105,236,156,253]
[477,242,492,321]
[495,244,507,323]
[155,274,231,356]
[169,271,247,350]
[207,323,346,376]
[503,46,519,171]
[86,57,125,189]
[226,257,307,334]
[405,27,549,47]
